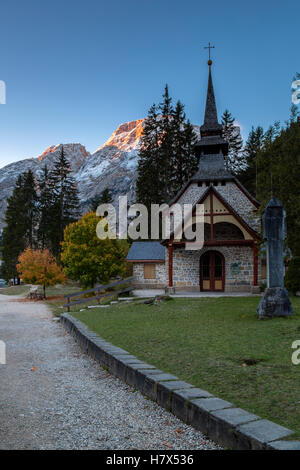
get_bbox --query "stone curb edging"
[60,313,300,450]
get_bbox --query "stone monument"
[257,197,293,318]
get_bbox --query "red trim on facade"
[168,244,173,287]
[161,186,260,245]
[253,243,258,286]
[171,240,254,247]
[210,212,231,216]
[211,188,259,240]
[200,250,225,292]
[204,240,254,247]
[210,191,214,240]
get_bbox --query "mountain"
[0,143,90,229]
[76,119,145,212]
[0,120,147,228]
[0,119,201,229]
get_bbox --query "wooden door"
[200,251,224,291]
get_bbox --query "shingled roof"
[195,61,228,157]
[200,65,223,134]
[126,242,165,262]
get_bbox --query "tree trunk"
[43,284,46,299]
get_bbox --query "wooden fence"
[63,277,133,312]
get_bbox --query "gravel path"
[0,294,220,450]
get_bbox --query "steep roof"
[162,185,260,245]
[126,242,165,262]
[200,65,222,134]
[195,61,228,157]
[167,59,259,209]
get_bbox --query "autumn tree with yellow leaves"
[17,248,66,298]
[61,212,129,288]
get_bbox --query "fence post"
[67,296,70,312]
[97,287,100,304]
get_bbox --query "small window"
[221,181,226,186]
[205,181,210,187]
[144,263,156,279]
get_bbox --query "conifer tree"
[49,146,79,256]
[290,104,299,123]
[22,169,38,248]
[256,119,300,256]
[136,86,198,211]
[89,188,113,211]
[237,126,264,196]
[171,101,198,195]
[38,165,56,249]
[157,85,174,202]
[221,109,244,174]
[1,175,26,283]
[136,104,162,209]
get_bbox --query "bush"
[285,257,300,295]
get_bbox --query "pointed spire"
[194,56,229,159]
[200,61,222,134]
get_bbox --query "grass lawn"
[73,296,300,439]
[0,285,31,296]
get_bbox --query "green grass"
[73,296,300,439]
[0,285,31,296]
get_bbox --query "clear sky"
[0,0,299,168]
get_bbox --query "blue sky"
[0,0,299,168]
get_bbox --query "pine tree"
[171,101,198,195]
[136,104,162,209]
[237,126,264,196]
[38,165,56,249]
[157,84,174,203]
[256,119,300,256]
[1,175,26,283]
[22,169,38,248]
[49,146,80,256]
[290,104,299,123]
[1,170,39,282]
[89,188,113,211]
[263,121,281,146]
[136,86,198,210]
[221,109,244,174]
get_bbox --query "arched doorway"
[200,251,225,291]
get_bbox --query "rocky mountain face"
[0,119,201,229]
[0,120,148,228]
[76,119,145,213]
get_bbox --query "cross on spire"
[204,42,215,60]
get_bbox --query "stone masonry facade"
[175,181,259,231]
[133,256,168,288]
[172,246,261,292]
[132,245,261,292]
[131,180,261,292]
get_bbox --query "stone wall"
[217,182,259,231]
[175,183,206,206]
[132,245,261,292]
[132,258,168,288]
[174,181,259,232]
[172,246,261,292]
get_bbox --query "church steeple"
[200,62,222,136]
[195,52,228,158]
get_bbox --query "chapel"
[127,58,261,293]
